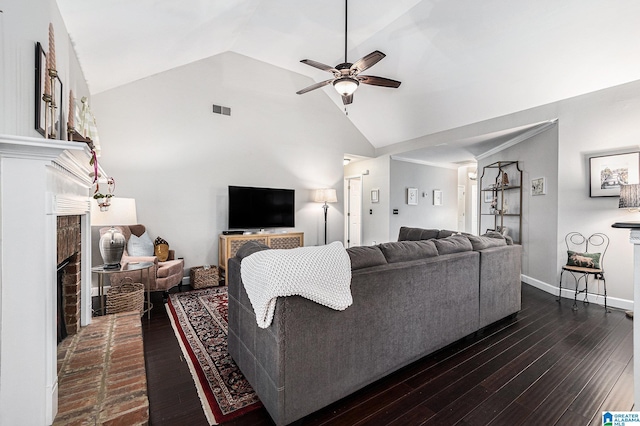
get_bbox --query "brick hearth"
[54,312,149,425]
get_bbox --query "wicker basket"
[106,277,144,315]
[190,265,220,289]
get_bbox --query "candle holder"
[47,68,58,139]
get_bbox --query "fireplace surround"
[0,134,95,425]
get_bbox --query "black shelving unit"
[479,160,522,244]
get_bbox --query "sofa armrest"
[122,254,159,267]
[478,244,522,328]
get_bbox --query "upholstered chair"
[99,224,184,293]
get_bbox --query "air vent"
[212,104,231,116]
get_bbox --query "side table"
[91,262,154,319]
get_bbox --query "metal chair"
[557,232,610,312]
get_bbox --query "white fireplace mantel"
[0,134,95,425]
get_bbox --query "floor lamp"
[314,188,337,245]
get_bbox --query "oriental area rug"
[166,287,261,425]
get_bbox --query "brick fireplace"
[57,215,82,338]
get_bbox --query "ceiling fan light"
[333,77,359,96]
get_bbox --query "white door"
[471,184,478,235]
[344,177,362,247]
[457,185,466,232]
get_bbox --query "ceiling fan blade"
[296,79,334,95]
[358,75,401,88]
[300,59,340,74]
[342,94,353,105]
[350,50,386,73]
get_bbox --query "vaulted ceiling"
[57,0,640,151]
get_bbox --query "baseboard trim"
[521,274,633,311]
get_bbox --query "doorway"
[344,176,362,248]
[457,185,466,231]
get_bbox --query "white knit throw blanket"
[240,241,353,328]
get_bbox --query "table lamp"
[91,197,137,269]
[314,188,337,245]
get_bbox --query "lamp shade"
[313,188,338,204]
[619,184,640,209]
[90,197,138,226]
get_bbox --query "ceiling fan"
[296,0,401,105]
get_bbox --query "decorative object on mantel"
[78,96,100,146]
[45,23,59,139]
[34,42,47,136]
[92,176,115,212]
[68,94,99,148]
[87,147,115,211]
[33,24,65,140]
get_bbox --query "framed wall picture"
[407,187,418,205]
[371,188,379,203]
[531,177,546,196]
[589,152,640,197]
[483,190,493,203]
[34,42,47,136]
[433,189,443,206]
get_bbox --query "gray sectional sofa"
[227,227,522,425]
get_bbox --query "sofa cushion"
[397,226,440,241]
[484,230,514,245]
[567,250,601,269]
[437,229,461,239]
[235,241,270,259]
[434,235,473,255]
[466,234,508,251]
[127,231,154,256]
[378,240,439,263]
[346,246,388,270]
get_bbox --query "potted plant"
[93,193,113,211]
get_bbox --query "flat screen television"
[228,185,295,229]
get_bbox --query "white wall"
[556,80,640,303]
[92,52,375,271]
[389,159,459,239]
[0,0,90,137]
[478,126,559,286]
[376,78,640,307]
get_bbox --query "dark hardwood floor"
[141,284,633,425]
